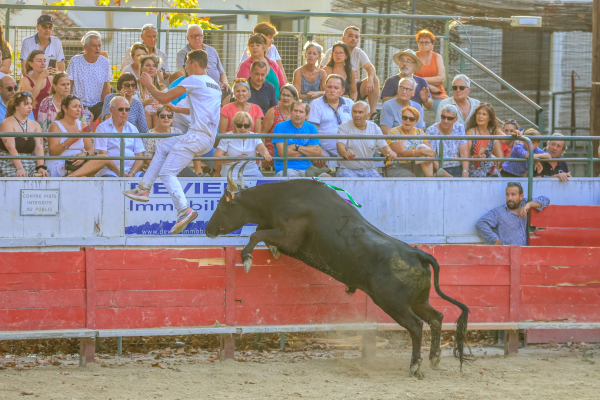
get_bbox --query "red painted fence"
[1,245,600,332]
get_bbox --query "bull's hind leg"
[411,302,444,368]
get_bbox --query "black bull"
[205,162,470,377]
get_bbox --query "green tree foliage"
[44,0,221,30]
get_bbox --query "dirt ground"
[1,333,599,400]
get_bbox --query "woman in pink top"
[219,79,264,133]
[20,49,54,119]
[236,33,286,99]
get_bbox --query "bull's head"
[205,161,251,238]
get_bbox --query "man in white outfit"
[123,49,221,234]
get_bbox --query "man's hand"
[139,72,153,88]
[534,161,544,174]
[342,150,357,161]
[386,150,397,161]
[220,81,231,93]
[420,86,430,103]
[363,78,375,94]
[556,172,571,182]
[494,239,502,246]
[520,202,532,219]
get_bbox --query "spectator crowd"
[0,15,584,184]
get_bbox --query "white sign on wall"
[20,189,60,216]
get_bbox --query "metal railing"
[2,133,599,203]
[452,43,544,131]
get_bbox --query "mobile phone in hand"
[48,59,57,69]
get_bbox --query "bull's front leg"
[241,228,295,273]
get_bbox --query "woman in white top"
[214,111,271,177]
[47,95,112,177]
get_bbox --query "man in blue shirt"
[272,101,329,177]
[0,76,35,121]
[476,182,550,246]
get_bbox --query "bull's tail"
[420,252,472,370]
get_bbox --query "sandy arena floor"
[1,342,599,400]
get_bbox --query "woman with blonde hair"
[293,41,326,103]
[386,106,435,177]
[122,42,148,79]
[214,111,272,177]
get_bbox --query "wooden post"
[506,246,521,355]
[362,331,376,358]
[79,338,95,366]
[592,0,600,176]
[220,334,235,361]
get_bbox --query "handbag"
[65,159,87,172]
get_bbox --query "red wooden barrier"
[530,205,600,246]
[1,245,599,344]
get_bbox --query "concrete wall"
[1,178,598,249]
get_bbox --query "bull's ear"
[225,191,233,203]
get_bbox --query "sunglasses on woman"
[401,115,416,122]
[235,123,251,129]
[159,113,173,119]
[123,83,137,89]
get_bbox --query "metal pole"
[117,337,123,356]
[280,333,285,350]
[119,138,125,177]
[588,140,594,177]
[591,0,600,176]
[444,21,451,95]
[303,16,308,37]
[282,138,288,177]
[459,55,465,74]
[550,92,555,133]
[4,10,9,43]
[439,140,444,170]
[410,0,417,36]
[156,12,162,48]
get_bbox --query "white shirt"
[121,46,170,72]
[94,117,144,177]
[307,96,354,153]
[240,45,281,65]
[46,120,84,176]
[20,34,65,67]
[121,64,139,78]
[321,46,370,81]
[217,132,264,177]
[179,74,222,139]
[337,120,387,170]
[172,97,191,133]
[67,54,112,107]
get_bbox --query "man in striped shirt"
[476,182,550,246]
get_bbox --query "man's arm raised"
[140,72,186,105]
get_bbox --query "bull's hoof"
[430,349,442,368]
[410,358,423,379]
[243,255,253,273]
[269,245,281,259]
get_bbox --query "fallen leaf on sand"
[151,362,165,369]
[21,391,34,395]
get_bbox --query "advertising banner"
[124,179,275,236]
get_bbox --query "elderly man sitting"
[336,101,396,177]
[534,133,571,182]
[121,24,170,81]
[380,77,425,133]
[435,74,480,126]
[426,104,469,177]
[94,96,145,177]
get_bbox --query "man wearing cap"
[320,26,379,118]
[121,24,170,80]
[381,49,432,110]
[175,24,230,101]
[20,15,65,76]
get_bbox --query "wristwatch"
[295,144,300,151]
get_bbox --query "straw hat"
[392,49,422,72]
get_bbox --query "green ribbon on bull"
[312,177,362,208]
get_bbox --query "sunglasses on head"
[452,85,467,91]
[401,115,416,122]
[159,113,173,119]
[234,78,247,83]
[235,123,251,129]
[440,115,456,121]
[117,107,130,112]
[281,93,295,98]
[66,94,79,99]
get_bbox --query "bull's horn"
[236,161,251,190]
[227,161,240,192]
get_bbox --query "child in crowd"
[240,22,287,83]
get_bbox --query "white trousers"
[140,130,214,213]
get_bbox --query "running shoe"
[170,207,198,235]
[123,185,150,202]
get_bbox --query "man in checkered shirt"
[476,182,550,246]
